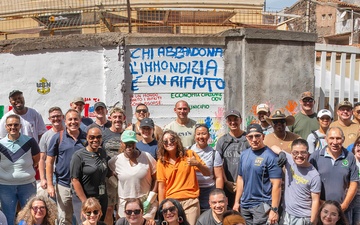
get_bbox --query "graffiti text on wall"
[129,46,225,93]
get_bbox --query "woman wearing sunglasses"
[81,197,106,225]
[157,198,190,225]
[16,195,57,225]
[109,130,158,219]
[116,198,156,225]
[157,130,210,225]
[70,125,109,223]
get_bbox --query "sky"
[265,0,299,11]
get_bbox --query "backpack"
[311,130,324,150]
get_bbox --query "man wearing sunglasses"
[289,91,319,139]
[233,124,282,225]
[330,101,358,148]
[126,103,163,141]
[271,139,321,225]
[264,110,300,153]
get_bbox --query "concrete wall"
[0,29,316,144]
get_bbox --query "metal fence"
[0,0,282,40]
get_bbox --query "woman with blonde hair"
[157,130,210,225]
[81,197,106,225]
[16,195,57,225]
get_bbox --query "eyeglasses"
[161,206,177,214]
[85,210,100,216]
[338,107,352,112]
[355,110,360,114]
[247,134,262,140]
[163,138,175,146]
[50,115,62,119]
[272,120,286,125]
[291,151,308,156]
[322,209,338,217]
[302,98,314,103]
[88,135,102,140]
[6,123,20,128]
[136,109,148,113]
[124,209,142,215]
[32,206,46,212]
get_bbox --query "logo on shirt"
[342,159,349,167]
[290,167,309,185]
[254,157,264,166]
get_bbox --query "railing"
[315,43,360,113]
[0,0,283,40]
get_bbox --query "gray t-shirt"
[306,130,327,154]
[284,152,321,218]
[102,128,122,158]
[190,144,223,188]
[196,208,221,225]
[215,133,249,182]
[39,129,57,153]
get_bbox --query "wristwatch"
[270,207,278,213]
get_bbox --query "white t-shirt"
[0,108,47,143]
[190,144,223,188]
[109,151,156,199]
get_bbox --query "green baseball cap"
[121,130,138,143]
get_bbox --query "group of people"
[0,89,359,225]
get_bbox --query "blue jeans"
[0,182,36,225]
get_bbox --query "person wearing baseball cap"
[233,123,282,225]
[70,97,93,131]
[288,91,319,139]
[256,103,273,135]
[0,90,47,143]
[136,118,158,160]
[215,109,249,208]
[306,109,333,153]
[330,100,358,148]
[108,129,158,219]
[93,102,111,130]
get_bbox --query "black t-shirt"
[70,148,109,197]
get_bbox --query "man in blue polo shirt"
[46,109,86,225]
[309,127,358,216]
[233,124,282,225]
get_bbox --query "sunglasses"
[272,119,286,125]
[136,109,148,113]
[302,98,314,103]
[291,151,308,156]
[32,206,46,212]
[163,138,175,146]
[85,210,100,216]
[6,123,20,128]
[247,134,262,139]
[161,206,177,214]
[88,135,102,140]
[125,209,142,215]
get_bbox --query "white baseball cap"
[317,109,332,119]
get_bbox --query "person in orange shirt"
[157,130,210,225]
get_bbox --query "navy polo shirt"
[47,129,87,187]
[309,147,359,203]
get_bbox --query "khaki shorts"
[106,176,118,206]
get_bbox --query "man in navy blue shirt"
[233,124,282,225]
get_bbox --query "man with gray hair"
[309,127,358,215]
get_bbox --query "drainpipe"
[305,0,310,32]
[350,9,354,45]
